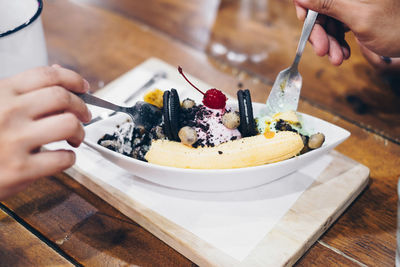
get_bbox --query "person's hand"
[293,0,400,65]
[359,44,400,74]
[0,66,91,200]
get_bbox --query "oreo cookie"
[130,101,162,131]
[237,89,257,137]
[163,89,181,141]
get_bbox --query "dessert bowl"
[84,102,350,191]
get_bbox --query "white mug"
[0,0,48,79]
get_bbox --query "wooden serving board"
[63,58,369,266]
[65,150,368,267]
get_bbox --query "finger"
[327,35,344,66]
[326,18,350,62]
[0,149,75,200]
[334,20,351,60]
[18,86,91,123]
[342,41,351,60]
[309,24,329,56]
[360,44,388,67]
[294,0,351,24]
[359,44,400,71]
[26,113,85,149]
[27,150,76,179]
[8,66,90,95]
[0,180,34,200]
[294,3,307,20]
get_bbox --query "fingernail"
[342,46,350,60]
[381,56,392,64]
[86,109,92,122]
[83,79,90,91]
[52,64,62,68]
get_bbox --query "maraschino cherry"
[178,66,227,109]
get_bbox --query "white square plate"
[83,101,350,192]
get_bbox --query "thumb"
[294,0,351,24]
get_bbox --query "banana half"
[145,131,304,169]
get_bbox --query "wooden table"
[1,0,399,265]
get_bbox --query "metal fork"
[77,93,138,122]
[264,10,318,115]
[86,71,167,125]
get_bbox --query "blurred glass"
[206,0,302,87]
[208,0,271,66]
[0,0,48,79]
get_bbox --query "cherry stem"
[178,66,205,95]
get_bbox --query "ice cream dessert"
[96,103,162,161]
[98,88,256,160]
[97,66,324,169]
[256,110,325,154]
[180,102,242,148]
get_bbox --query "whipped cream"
[194,106,241,147]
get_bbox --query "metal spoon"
[264,10,318,115]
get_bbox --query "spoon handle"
[292,10,318,68]
[77,93,129,114]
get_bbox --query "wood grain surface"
[2,174,194,266]
[1,0,399,266]
[0,209,73,266]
